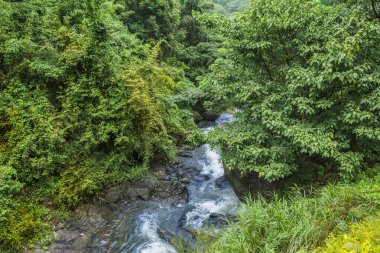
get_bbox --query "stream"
[92,114,240,253]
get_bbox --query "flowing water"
[93,114,240,253]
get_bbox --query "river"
[92,114,240,253]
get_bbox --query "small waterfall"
[199,144,224,179]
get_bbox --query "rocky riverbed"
[26,115,240,253]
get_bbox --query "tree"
[0,0,195,249]
[202,0,380,182]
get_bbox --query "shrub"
[316,217,380,253]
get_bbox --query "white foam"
[199,145,224,179]
[137,242,177,253]
[215,114,235,125]
[136,214,178,253]
[185,196,239,230]
[139,214,158,241]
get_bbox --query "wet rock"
[209,213,219,219]
[204,213,229,228]
[215,176,229,189]
[193,174,211,183]
[178,150,193,158]
[179,187,189,203]
[154,180,188,203]
[157,228,175,242]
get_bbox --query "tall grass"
[206,174,380,253]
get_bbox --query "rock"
[201,112,220,121]
[76,205,107,229]
[209,213,220,219]
[178,150,193,158]
[224,167,284,200]
[104,186,123,203]
[154,180,189,204]
[71,234,91,250]
[133,179,156,190]
[204,213,229,228]
[125,187,140,201]
[193,174,211,183]
[215,176,229,189]
[54,229,80,243]
[135,188,151,201]
[180,178,191,184]
[157,228,175,242]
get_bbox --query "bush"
[316,217,380,253]
[0,202,52,251]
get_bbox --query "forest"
[0,0,379,252]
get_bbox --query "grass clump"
[207,172,380,253]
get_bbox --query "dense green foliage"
[203,0,380,182]
[317,216,380,253]
[1,0,380,251]
[206,171,380,253]
[0,0,218,250]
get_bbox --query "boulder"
[224,167,284,200]
[135,188,151,201]
[204,213,236,228]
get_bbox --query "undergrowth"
[175,168,380,253]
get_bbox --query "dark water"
[93,114,240,253]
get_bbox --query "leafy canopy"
[202,0,380,181]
